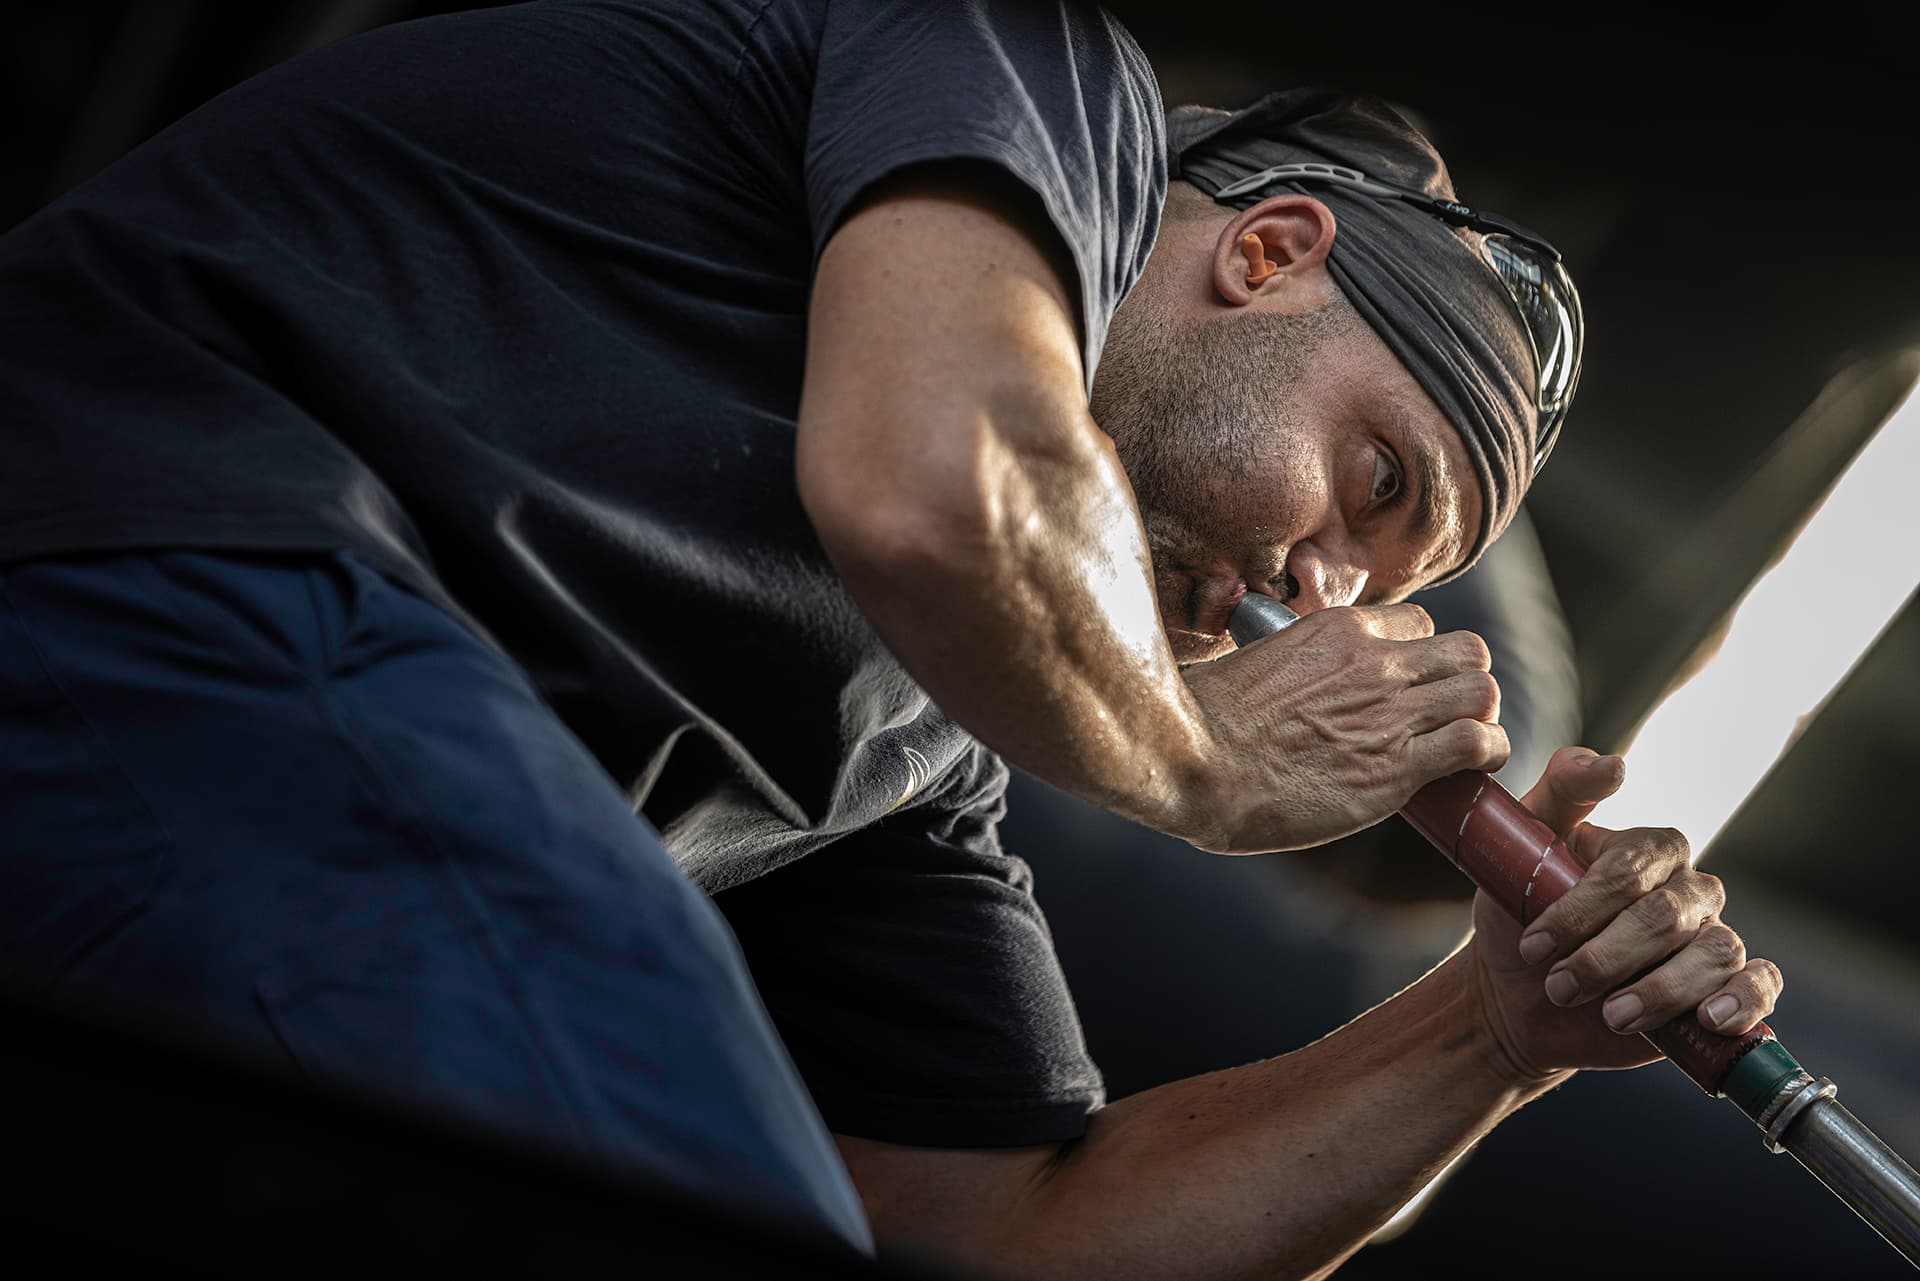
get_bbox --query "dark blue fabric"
[0,548,870,1252]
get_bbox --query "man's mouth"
[1186,577,1249,637]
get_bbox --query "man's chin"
[1166,628,1235,665]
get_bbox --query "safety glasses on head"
[1210,161,1582,476]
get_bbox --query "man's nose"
[1285,544,1366,613]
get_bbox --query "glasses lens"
[1479,235,1583,473]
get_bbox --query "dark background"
[5,2,1917,1275]
[1051,7,1920,1277]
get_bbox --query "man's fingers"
[1347,601,1436,642]
[1584,924,1762,1035]
[1697,958,1785,1036]
[1519,747,1627,837]
[1407,718,1510,782]
[1400,669,1501,735]
[1515,826,1709,964]
[1391,631,1494,685]
[1537,883,1722,1016]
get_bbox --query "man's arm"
[833,750,1787,1281]
[842,947,1527,1281]
[797,166,1506,854]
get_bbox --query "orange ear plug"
[1240,233,1278,286]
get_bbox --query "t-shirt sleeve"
[801,0,1166,388]
[711,752,1105,1147]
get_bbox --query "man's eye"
[1369,450,1401,504]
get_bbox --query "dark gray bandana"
[1170,88,1538,575]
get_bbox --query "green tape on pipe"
[1723,1038,1806,1120]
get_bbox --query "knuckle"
[1402,603,1434,635]
[1538,897,1590,941]
[1449,719,1503,768]
[1571,946,1631,995]
[1571,824,1617,863]
[1484,721,1511,765]
[1624,973,1672,1012]
[1657,826,1693,863]
[1751,957,1785,996]
[1550,744,1592,771]
[1467,670,1501,718]
[1632,844,1671,893]
[1568,896,1610,939]
[1419,721,1467,774]
[1699,922,1746,969]
[1455,630,1492,670]
[1640,887,1688,936]
[1601,849,1656,898]
[1567,943,1613,987]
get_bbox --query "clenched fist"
[1177,601,1509,853]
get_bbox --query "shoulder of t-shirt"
[781,1,1167,390]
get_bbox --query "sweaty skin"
[798,165,1782,1280]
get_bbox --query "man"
[0,2,1780,1276]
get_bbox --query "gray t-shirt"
[0,0,1167,1145]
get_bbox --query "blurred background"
[5,1,1917,1275]
[1033,7,1920,1277]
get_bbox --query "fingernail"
[1705,995,1740,1029]
[1603,992,1644,1030]
[1518,932,1555,965]
[1544,970,1578,1006]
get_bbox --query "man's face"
[1092,284,1485,665]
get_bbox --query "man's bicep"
[796,163,1094,546]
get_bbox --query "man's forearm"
[996,947,1564,1281]
[810,403,1214,834]
[798,176,1217,838]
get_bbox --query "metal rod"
[1778,1096,1920,1267]
[1227,594,1920,1268]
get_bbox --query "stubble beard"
[1093,304,1332,648]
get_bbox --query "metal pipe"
[1781,1095,1920,1265]
[1227,593,1920,1268]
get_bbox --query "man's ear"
[1211,194,1337,308]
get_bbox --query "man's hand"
[1180,603,1509,852]
[1466,746,1786,1084]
